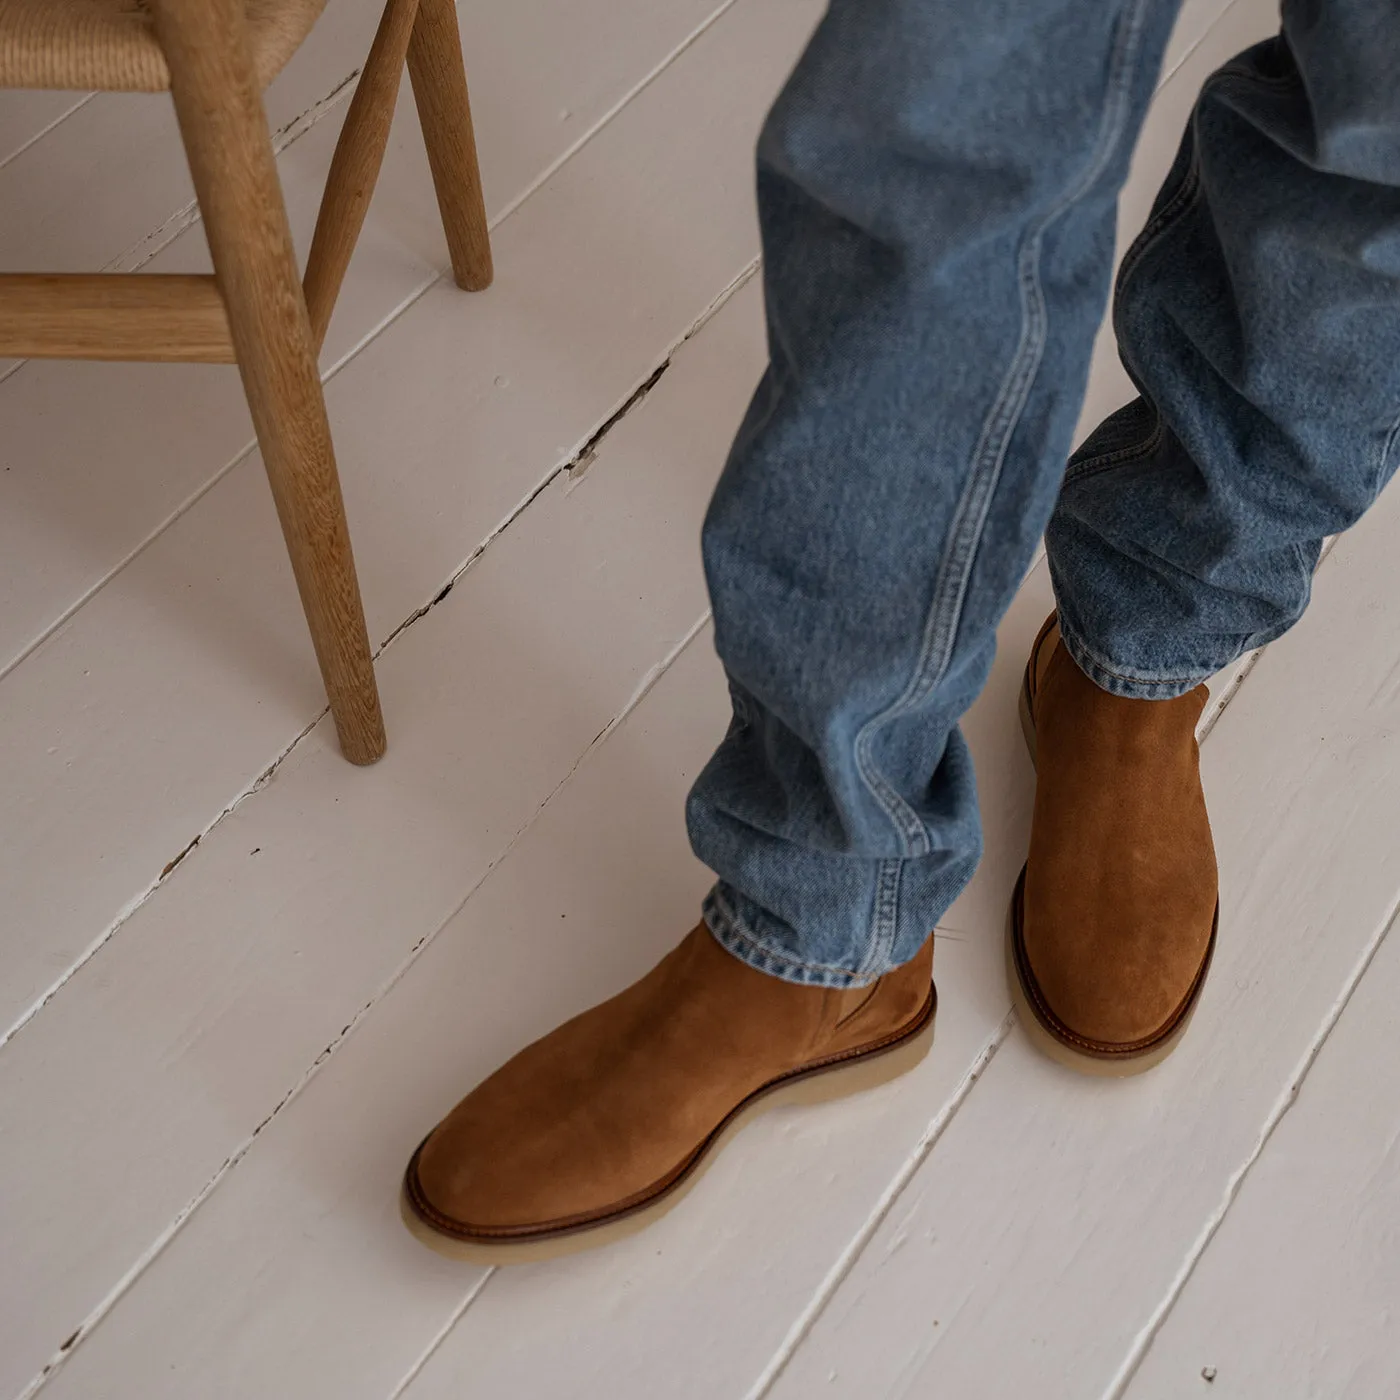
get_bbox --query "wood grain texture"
[3,0,487,760]
[0,1,813,1384]
[153,0,385,763]
[21,268,756,1400]
[0,272,234,361]
[0,0,327,92]
[406,0,492,291]
[0,0,724,681]
[303,0,420,350]
[0,0,789,1044]
[13,2,1383,1400]
[0,0,386,277]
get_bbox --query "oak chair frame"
[0,0,493,764]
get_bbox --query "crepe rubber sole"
[401,986,937,1264]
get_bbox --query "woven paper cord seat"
[0,0,493,763]
[0,0,327,91]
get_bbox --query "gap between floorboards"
[737,515,1337,1395]
[0,246,756,1058]
[0,0,745,692]
[12,609,712,1400]
[1099,893,1400,1400]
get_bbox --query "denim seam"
[1217,58,1297,89]
[1064,418,1164,484]
[1291,538,1316,580]
[859,858,902,979]
[1110,57,1285,361]
[706,885,880,985]
[1111,143,1202,316]
[850,0,1158,867]
[1058,616,1208,690]
[1374,408,1400,499]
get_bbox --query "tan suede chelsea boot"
[402,924,936,1262]
[1008,613,1218,1075]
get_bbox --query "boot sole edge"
[1006,873,1214,1078]
[1013,639,1214,1077]
[400,987,937,1265]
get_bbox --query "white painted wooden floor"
[3,0,1397,1396]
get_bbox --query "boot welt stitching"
[1011,870,1217,1057]
[404,985,937,1244]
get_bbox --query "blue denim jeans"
[686,0,1400,987]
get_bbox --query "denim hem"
[1056,614,1217,700]
[702,886,885,990]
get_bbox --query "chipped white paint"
[6,0,1395,1397]
[0,0,806,1038]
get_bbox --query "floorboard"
[760,439,1400,1400]
[11,0,1390,1398]
[0,0,728,676]
[0,0,821,1384]
[0,0,814,1040]
[25,250,758,1400]
[1125,906,1400,1400]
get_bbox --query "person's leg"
[688,0,1183,990]
[1049,0,1400,694]
[1015,0,1400,1074]
[402,0,1187,1259]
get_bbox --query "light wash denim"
[686,0,1400,987]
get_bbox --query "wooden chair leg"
[152,0,387,765]
[406,0,493,291]
[303,0,422,352]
